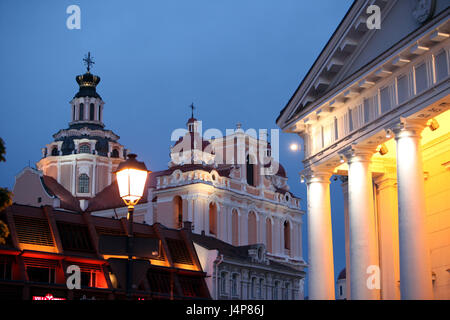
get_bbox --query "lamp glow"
[290,143,299,152]
[427,118,439,131]
[114,154,150,206]
[385,129,392,139]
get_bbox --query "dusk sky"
[0,0,354,296]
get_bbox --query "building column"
[240,211,248,246]
[393,119,433,299]
[374,171,401,300]
[304,169,335,300]
[340,176,351,299]
[342,147,380,300]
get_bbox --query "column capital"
[301,167,332,184]
[340,145,376,164]
[388,117,427,140]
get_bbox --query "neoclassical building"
[277,0,450,300]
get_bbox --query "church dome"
[74,72,101,99]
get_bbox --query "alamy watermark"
[66,5,81,30]
[170,121,280,176]
[366,5,381,30]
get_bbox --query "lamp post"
[114,153,150,299]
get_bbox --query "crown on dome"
[74,52,102,99]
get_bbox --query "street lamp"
[114,153,150,299]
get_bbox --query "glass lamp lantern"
[114,154,150,207]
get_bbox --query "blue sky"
[0,0,353,297]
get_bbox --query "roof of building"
[191,233,302,274]
[0,204,211,300]
[41,175,81,212]
[338,268,346,280]
[86,176,151,212]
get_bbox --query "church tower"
[36,53,126,201]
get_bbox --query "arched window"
[79,144,91,154]
[72,105,76,121]
[246,155,255,186]
[78,174,89,193]
[89,103,95,120]
[266,218,272,253]
[51,147,59,156]
[232,209,239,246]
[248,211,257,245]
[111,149,119,158]
[173,196,183,228]
[284,220,291,250]
[209,202,217,236]
[79,103,84,120]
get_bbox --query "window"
[259,279,264,299]
[284,283,291,300]
[415,63,428,94]
[266,218,272,253]
[27,266,56,283]
[111,149,119,158]
[57,222,94,252]
[79,144,90,154]
[209,202,217,235]
[89,103,95,120]
[72,106,76,121]
[380,86,392,114]
[248,211,257,245]
[79,103,84,120]
[78,174,90,193]
[435,50,448,82]
[246,155,255,186]
[339,285,343,296]
[232,274,238,296]
[284,221,291,250]
[51,147,59,156]
[251,278,257,298]
[98,105,102,122]
[397,74,409,104]
[0,257,12,280]
[273,282,279,300]
[173,196,183,229]
[232,209,239,246]
[348,108,354,132]
[81,270,97,287]
[220,272,227,294]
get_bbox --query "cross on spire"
[83,52,95,72]
[189,103,195,118]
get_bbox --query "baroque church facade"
[277,0,450,300]
[13,58,306,299]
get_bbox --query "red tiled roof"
[41,176,81,212]
[86,176,151,212]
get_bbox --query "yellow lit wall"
[422,110,450,300]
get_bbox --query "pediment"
[277,0,449,130]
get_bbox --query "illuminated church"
[277,0,450,300]
[13,55,306,299]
